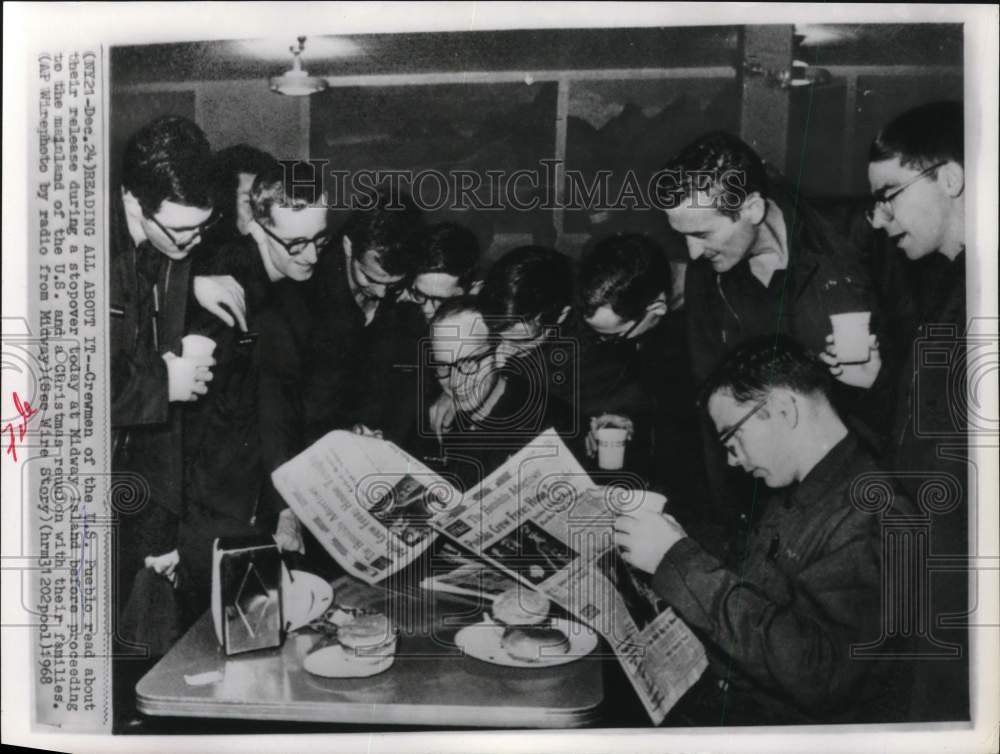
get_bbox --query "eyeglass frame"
[717,397,768,457]
[865,161,947,224]
[256,221,333,257]
[350,255,407,297]
[144,209,220,250]
[429,342,500,376]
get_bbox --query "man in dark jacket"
[573,233,708,522]
[827,101,968,720]
[301,189,425,445]
[177,158,330,622]
[658,132,881,534]
[111,116,220,632]
[615,336,913,725]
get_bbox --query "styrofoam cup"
[595,427,629,470]
[182,334,216,359]
[830,312,871,364]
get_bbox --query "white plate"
[282,567,334,631]
[454,617,598,668]
[303,643,396,678]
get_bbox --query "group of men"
[111,100,968,726]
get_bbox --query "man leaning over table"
[615,335,913,725]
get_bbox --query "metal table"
[136,576,604,728]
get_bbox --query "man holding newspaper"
[615,336,911,724]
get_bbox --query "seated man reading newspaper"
[614,335,911,725]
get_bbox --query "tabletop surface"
[136,576,605,728]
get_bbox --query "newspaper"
[272,428,708,723]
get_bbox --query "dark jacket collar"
[787,432,860,510]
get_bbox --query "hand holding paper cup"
[182,334,217,360]
[829,312,872,364]
[589,414,633,471]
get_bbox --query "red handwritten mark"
[4,392,39,462]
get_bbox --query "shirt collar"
[787,433,860,510]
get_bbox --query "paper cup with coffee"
[182,334,216,359]
[829,312,871,364]
[595,427,629,470]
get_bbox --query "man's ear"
[771,389,799,429]
[739,192,767,225]
[342,235,353,258]
[121,189,143,219]
[939,161,965,198]
[557,305,571,325]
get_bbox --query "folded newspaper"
[271,428,708,723]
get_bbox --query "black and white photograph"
[2,3,998,753]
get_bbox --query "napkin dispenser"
[211,534,284,655]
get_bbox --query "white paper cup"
[182,334,216,359]
[595,427,629,470]
[830,312,871,364]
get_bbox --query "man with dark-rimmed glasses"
[614,335,914,725]
[176,155,333,625]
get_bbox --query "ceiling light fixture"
[269,36,328,96]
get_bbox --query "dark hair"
[213,144,276,222]
[420,223,481,286]
[655,131,768,219]
[121,116,214,215]
[250,157,326,224]
[869,101,964,170]
[699,335,833,407]
[478,246,573,333]
[340,187,424,277]
[578,234,671,321]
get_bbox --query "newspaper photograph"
[2,3,998,754]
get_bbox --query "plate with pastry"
[454,614,598,668]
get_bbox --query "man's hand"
[274,508,305,554]
[163,352,214,402]
[585,413,635,457]
[428,392,456,442]
[819,333,882,389]
[351,424,384,440]
[145,549,180,585]
[614,510,687,574]
[193,275,248,331]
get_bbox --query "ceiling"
[110,24,962,86]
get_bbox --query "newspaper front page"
[273,428,708,723]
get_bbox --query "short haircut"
[869,101,964,170]
[213,144,276,218]
[340,187,424,277]
[656,131,768,219]
[478,245,573,334]
[420,223,481,286]
[699,335,833,407]
[121,115,214,215]
[250,157,325,225]
[578,233,671,322]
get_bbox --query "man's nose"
[301,242,319,264]
[686,238,705,260]
[421,300,437,320]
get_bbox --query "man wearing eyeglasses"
[833,101,968,721]
[398,222,483,322]
[176,158,331,623]
[615,336,912,724]
[111,115,233,688]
